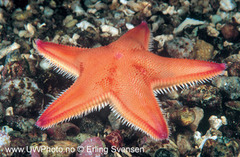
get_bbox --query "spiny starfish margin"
[35,21,226,140]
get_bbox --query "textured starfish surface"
[35,22,226,140]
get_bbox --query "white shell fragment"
[26,23,35,36]
[221,116,228,125]
[233,12,240,24]
[72,33,80,41]
[199,134,217,150]
[5,107,14,116]
[209,115,222,130]
[40,59,52,70]
[126,23,134,30]
[173,18,205,34]
[194,114,228,153]
[100,25,119,36]
[153,35,174,49]
[207,25,220,37]
[122,8,135,16]
[151,18,164,32]
[193,131,202,141]
[120,0,128,5]
[220,0,236,12]
[71,1,86,16]
[37,23,46,29]
[69,33,80,45]
[76,20,96,31]
[0,65,3,71]
[18,23,36,38]
[87,8,97,14]
[0,42,20,59]
[162,6,177,15]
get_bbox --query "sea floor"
[0,0,240,157]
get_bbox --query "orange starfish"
[35,22,226,140]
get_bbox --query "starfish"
[35,22,226,140]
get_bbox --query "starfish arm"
[111,21,151,50]
[149,56,226,90]
[36,78,109,129]
[36,39,87,77]
[110,79,169,140]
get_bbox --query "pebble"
[211,15,222,24]
[225,101,240,111]
[2,61,26,79]
[176,134,192,155]
[65,19,78,28]
[189,107,204,131]
[44,7,54,17]
[46,123,80,140]
[0,128,12,156]
[164,37,194,59]
[73,133,92,143]
[138,137,180,157]
[0,9,6,24]
[0,77,43,116]
[224,54,240,63]
[212,76,240,100]
[49,0,56,8]
[221,23,239,41]
[94,1,108,10]
[5,116,35,133]
[78,117,105,135]
[104,130,123,148]
[154,148,178,157]
[0,0,13,9]
[228,62,240,76]
[12,10,32,21]
[0,102,3,123]
[202,137,239,157]
[193,39,214,60]
[63,15,78,28]
[170,106,195,126]
[180,85,222,111]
